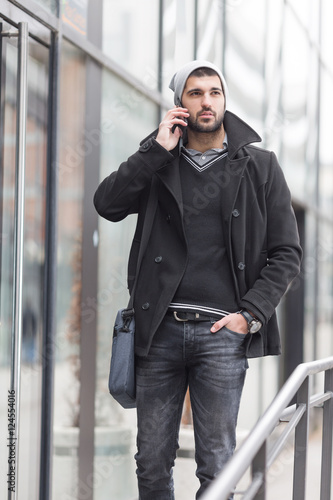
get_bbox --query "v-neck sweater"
[170,150,239,317]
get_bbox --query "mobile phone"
[171,116,187,134]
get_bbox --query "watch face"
[249,321,262,333]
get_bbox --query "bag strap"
[127,179,158,310]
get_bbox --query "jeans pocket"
[222,326,248,339]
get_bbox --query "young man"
[94,60,302,500]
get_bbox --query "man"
[94,60,302,499]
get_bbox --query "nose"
[201,92,212,108]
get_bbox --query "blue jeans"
[135,314,249,499]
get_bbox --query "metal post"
[8,22,28,500]
[252,442,266,500]
[293,377,309,500]
[320,368,333,500]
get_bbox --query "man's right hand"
[155,107,189,151]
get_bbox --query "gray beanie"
[169,60,228,108]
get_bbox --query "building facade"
[0,1,332,499]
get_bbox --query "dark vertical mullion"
[39,30,60,500]
[77,1,103,499]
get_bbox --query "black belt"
[167,310,218,322]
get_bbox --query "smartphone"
[171,116,187,134]
[171,101,187,134]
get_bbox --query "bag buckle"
[121,308,135,331]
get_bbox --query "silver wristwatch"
[239,309,262,334]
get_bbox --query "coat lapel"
[220,155,250,302]
[156,156,183,214]
[221,155,249,215]
[224,111,261,159]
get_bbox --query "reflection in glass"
[319,68,333,213]
[94,70,158,499]
[197,0,223,64]
[52,41,86,499]
[225,0,266,131]
[280,5,310,198]
[316,221,333,358]
[0,37,17,499]
[161,0,195,98]
[18,37,49,500]
[321,0,333,73]
[0,30,49,500]
[103,0,159,87]
[34,0,58,16]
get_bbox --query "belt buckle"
[174,311,188,322]
[173,311,200,322]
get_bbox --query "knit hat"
[169,60,228,108]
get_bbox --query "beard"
[187,109,224,134]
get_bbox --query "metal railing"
[202,356,333,500]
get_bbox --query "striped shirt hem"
[168,302,240,318]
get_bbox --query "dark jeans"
[135,314,248,499]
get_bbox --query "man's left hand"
[211,313,248,334]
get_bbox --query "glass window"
[0,35,17,397]
[94,69,158,500]
[319,67,333,213]
[288,0,312,29]
[316,221,333,359]
[280,5,310,198]
[196,0,223,65]
[34,0,58,16]
[161,0,195,99]
[0,24,49,500]
[262,0,284,152]
[303,211,317,361]
[224,0,266,132]
[304,217,333,363]
[321,0,333,73]
[19,37,49,500]
[52,40,86,499]
[103,0,159,87]
[62,0,88,36]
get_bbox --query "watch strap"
[239,309,254,324]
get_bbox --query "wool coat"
[94,111,302,358]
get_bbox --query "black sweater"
[171,151,238,317]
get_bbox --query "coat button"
[232,209,240,217]
[142,302,150,310]
[166,214,171,223]
[154,256,162,263]
[238,262,245,270]
[140,140,151,151]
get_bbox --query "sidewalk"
[174,426,332,499]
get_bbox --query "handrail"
[202,356,333,500]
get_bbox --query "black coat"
[94,111,302,358]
